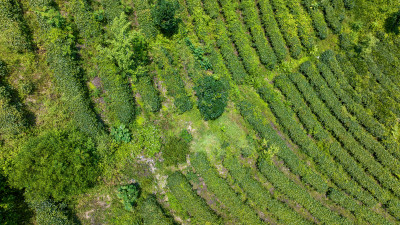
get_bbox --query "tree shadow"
[384,11,400,34]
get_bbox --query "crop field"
[0,0,400,224]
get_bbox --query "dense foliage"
[194,76,228,120]
[1,0,400,223]
[11,129,99,201]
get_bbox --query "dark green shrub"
[179,129,192,143]
[117,183,140,211]
[162,136,189,166]
[194,76,228,120]
[11,129,99,201]
[111,124,131,143]
[152,0,180,36]
[0,85,26,135]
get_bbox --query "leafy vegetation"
[1,0,400,223]
[194,76,228,120]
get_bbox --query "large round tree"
[194,76,229,120]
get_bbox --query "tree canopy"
[11,129,99,201]
[194,76,229,120]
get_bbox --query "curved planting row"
[155,48,193,114]
[285,0,315,50]
[290,70,400,199]
[31,0,103,136]
[269,0,302,58]
[301,0,328,39]
[218,0,265,80]
[167,172,221,224]
[139,195,174,225]
[257,0,288,62]
[336,54,400,126]
[327,188,392,225]
[190,152,264,225]
[0,0,32,52]
[237,99,329,194]
[320,51,400,158]
[223,155,312,224]
[312,61,400,175]
[318,0,342,34]
[256,158,351,224]
[258,84,380,207]
[239,0,277,69]
[274,74,388,205]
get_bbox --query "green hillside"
[1,0,400,224]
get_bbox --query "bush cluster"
[194,76,228,120]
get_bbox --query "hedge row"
[274,74,386,205]
[259,83,378,207]
[136,72,161,113]
[133,0,158,39]
[308,61,400,176]
[291,70,400,198]
[386,199,400,220]
[218,0,264,79]
[214,18,248,82]
[70,0,102,44]
[156,48,193,113]
[320,51,400,159]
[97,57,136,125]
[69,1,136,126]
[301,0,328,39]
[337,53,400,126]
[0,0,32,52]
[330,0,346,21]
[190,152,263,225]
[361,56,400,104]
[167,172,221,224]
[0,80,26,136]
[239,0,277,69]
[223,155,311,225]
[201,0,220,19]
[139,195,173,225]
[372,42,400,88]
[31,1,104,136]
[101,0,124,23]
[327,188,391,225]
[319,0,342,34]
[258,0,288,61]
[285,0,315,50]
[186,0,238,84]
[269,0,302,58]
[237,100,329,194]
[257,159,350,224]
[343,0,355,9]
